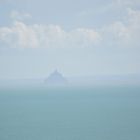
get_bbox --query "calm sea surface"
[0,86,140,140]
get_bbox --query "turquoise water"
[0,86,140,140]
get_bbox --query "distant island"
[45,70,68,86]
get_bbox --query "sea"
[0,86,140,140]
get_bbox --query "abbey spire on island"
[45,69,68,86]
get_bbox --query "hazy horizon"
[0,0,140,80]
[0,1,140,140]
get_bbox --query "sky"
[0,0,140,79]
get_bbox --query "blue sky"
[0,0,140,79]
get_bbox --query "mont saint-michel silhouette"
[45,70,68,86]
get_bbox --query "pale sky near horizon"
[0,0,140,79]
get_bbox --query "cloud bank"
[0,21,100,48]
[100,8,140,48]
[0,11,100,48]
[0,8,140,48]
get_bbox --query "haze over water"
[0,0,140,140]
[0,86,140,140]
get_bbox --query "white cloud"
[0,7,140,49]
[0,20,101,48]
[10,10,31,21]
[101,8,140,47]
[0,21,39,48]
